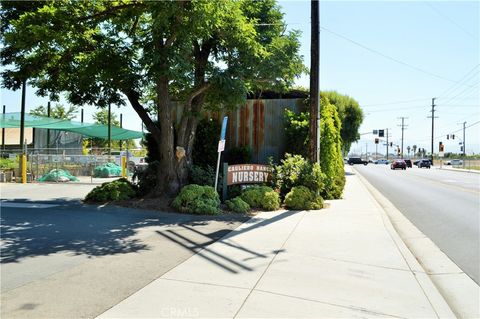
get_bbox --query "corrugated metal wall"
[172,98,305,164]
[225,99,305,163]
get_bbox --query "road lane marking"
[0,202,60,209]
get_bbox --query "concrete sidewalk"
[97,170,456,318]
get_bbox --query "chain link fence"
[0,148,143,183]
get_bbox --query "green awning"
[0,112,144,140]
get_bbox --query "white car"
[375,159,389,165]
[445,159,463,166]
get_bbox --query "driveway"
[1,182,247,318]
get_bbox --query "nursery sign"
[227,164,272,185]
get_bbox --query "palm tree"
[412,145,417,157]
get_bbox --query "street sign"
[220,116,228,140]
[439,151,445,157]
[218,140,225,152]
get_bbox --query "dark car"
[404,159,412,168]
[391,159,406,170]
[348,157,368,165]
[414,158,433,166]
[418,160,431,168]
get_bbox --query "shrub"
[171,184,220,215]
[284,109,309,159]
[85,178,138,203]
[192,118,220,168]
[136,161,159,196]
[241,186,280,211]
[225,197,250,214]
[284,186,323,210]
[272,153,325,197]
[224,146,252,165]
[189,164,216,186]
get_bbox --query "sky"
[1,1,479,155]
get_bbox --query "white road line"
[0,202,60,209]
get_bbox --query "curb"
[437,167,480,174]
[354,168,479,319]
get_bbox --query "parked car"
[445,159,463,166]
[374,159,389,165]
[348,157,368,165]
[417,159,431,169]
[404,159,412,168]
[391,159,407,170]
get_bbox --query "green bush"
[136,161,159,196]
[284,186,323,210]
[224,145,252,165]
[192,118,220,168]
[189,164,216,186]
[272,153,325,197]
[241,186,280,211]
[171,184,220,215]
[85,178,138,202]
[0,158,17,170]
[225,196,250,214]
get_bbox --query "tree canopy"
[29,104,78,120]
[321,91,363,155]
[1,0,304,195]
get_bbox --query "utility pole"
[47,101,51,151]
[309,0,320,164]
[397,117,408,158]
[19,80,26,152]
[108,103,111,156]
[120,113,123,151]
[462,121,466,157]
[81,108,84,123]
[427,98,437,162]
[386,128,389,160]
[2,105,5,150]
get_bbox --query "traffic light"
[439,141,444,152]
[374,138,379,144]
[447,135,449,140]
[389,142,393,147]
[379,130,384,137]
[452,134,455,139]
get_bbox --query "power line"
[320,26,476,85]
[436,65,480,99]
[361,98,430,107]
[424,2,476,39]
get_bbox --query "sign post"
[214,116,228,192]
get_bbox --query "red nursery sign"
[227,164,272,185]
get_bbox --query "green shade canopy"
[0,112,144,140]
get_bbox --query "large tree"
[30,103,78,120]
[321,91,363,155]
[1,0,304,196]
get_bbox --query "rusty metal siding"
[170,98,304,164]
[226,98,304,164]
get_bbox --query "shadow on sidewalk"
[155,210,296,274]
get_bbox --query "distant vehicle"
[375,159,389,165]
[445,159,463,166]
[404,159,412,168]
[417,159,431,169]
[348,157,368,165]
[414,159,433,166]
[391,159,407,170]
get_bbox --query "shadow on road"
[0,199,247,264]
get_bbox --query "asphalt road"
[0,183,247,318]
[353,164,480,284]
